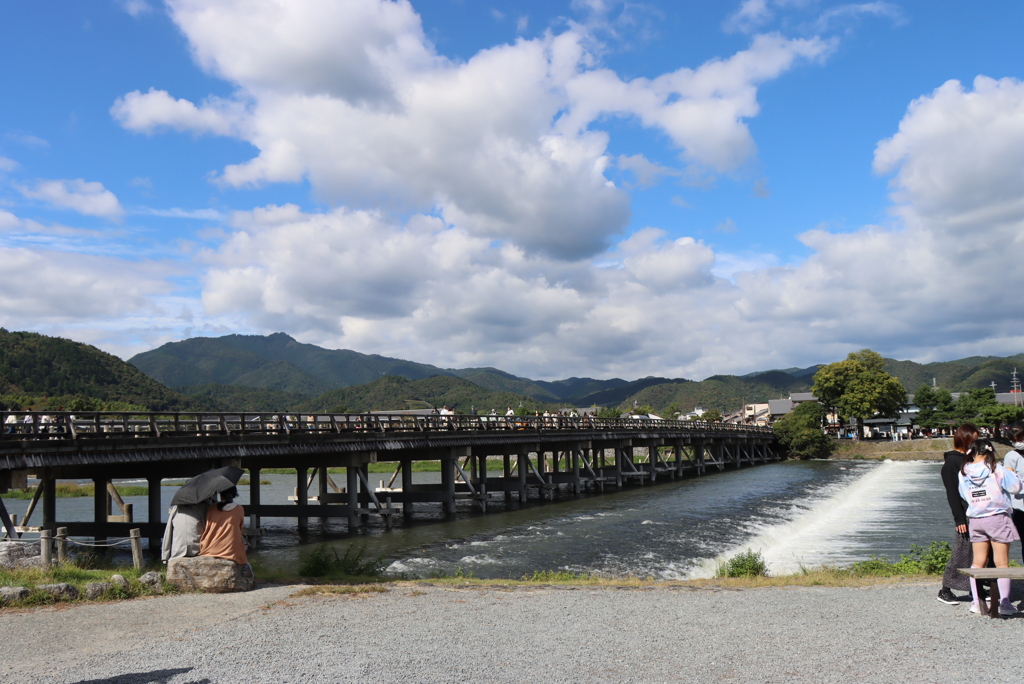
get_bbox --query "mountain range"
[3,329,1022,415]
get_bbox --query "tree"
[595,406,621,418]
[979,403,1024,433]
[954,387,997,423]
[701,408,723,422]
[812,349,908,438]
[914,384,957,430]
[773,402,835,459]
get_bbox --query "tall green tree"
[773,402,835,459]
[914,384,957,430]
[812,349,908,438]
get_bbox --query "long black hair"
[217,486,238,511]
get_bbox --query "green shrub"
[716,549,768,578]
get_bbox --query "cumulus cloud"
[111,88,243,136]
[113,0,825,258]
[192,75,1024,379]
[17,179,124,219]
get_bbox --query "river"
[4,460,1019,578]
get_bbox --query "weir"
[0,411,777,549]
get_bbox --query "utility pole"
[1012,369,1022,407]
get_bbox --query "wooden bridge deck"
[0,411,778,547]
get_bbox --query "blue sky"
[1,1,1023,383]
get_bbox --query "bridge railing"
[1,411,774,442]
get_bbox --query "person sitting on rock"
[161,500,209,562]
[199,486,247,566]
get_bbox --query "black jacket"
[941,449,968,527]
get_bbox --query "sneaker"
[970,603,984,614]
[937,588,959,605]
[999,602,1020,616]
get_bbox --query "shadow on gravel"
[71,668,208,684]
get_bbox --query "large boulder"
[166,556,254,593]
[85,582,113,600]
[0,541,40,569]
[0,586,31,604]
[37,583,79,600]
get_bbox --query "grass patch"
[290,584,387,598]
[3,483,149,499]
[0,562,169,608]
[716,549,768,578]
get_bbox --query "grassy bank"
[3,482,149,499]
[832,438,953,461]
[0,563,169,607]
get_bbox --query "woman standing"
[937,423,979,605]
[1002,423,1024,563]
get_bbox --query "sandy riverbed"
[1,580,1021,683]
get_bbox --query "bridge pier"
[295,467,308,534]
[147,476,162,549]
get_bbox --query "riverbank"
[2,579,1019,683]
[833,437,953,460]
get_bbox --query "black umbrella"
[170,466,245,507]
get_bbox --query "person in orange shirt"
[199,486,247,565]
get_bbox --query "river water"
[4,460,1019,578]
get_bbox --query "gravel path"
[1,581,1020,683]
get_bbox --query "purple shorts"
[969,513,1021,544]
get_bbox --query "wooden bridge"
[0,411,778,549]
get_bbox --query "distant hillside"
[130,333,454,396]
[884,355,1024,393]
[125,331,1024,415]
[299,375,551,414]
[175,383,310,412]
[0,329,198,410]
[623,372,813,414]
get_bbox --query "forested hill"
[0,329,200,411]
[298,375,550,414]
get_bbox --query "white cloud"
[118,0,154,17]
[5,132,49,148]
[111,88,243,136]
[113,0,825,259]
[133,207,225,220]
[190,75,1024,380]
[17,179,124,219]
[0,156,18,172]
[723,0,772,34]
[517,15,529,33]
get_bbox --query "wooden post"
[43,477,57,532]
[478,452,488,513]
[401,459,413,518]
[295,467,308,533]
[147,476,162,550]
[518,451,527,503]
[693,438,705,475]
[572,447,580,495]
[40,529,53,566]
[318,466,329,520]
[675,443,683,477]
[56,527,68,563]
[249,467,261,530]
[0,498,18,540]
[441,455,455,516]
[129,528,143,570]
[346,466,359,531]
[93,477,108,544]
[503,453,512,503]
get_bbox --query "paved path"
[0,581,1020,683]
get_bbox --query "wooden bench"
[958,568,1024,618]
